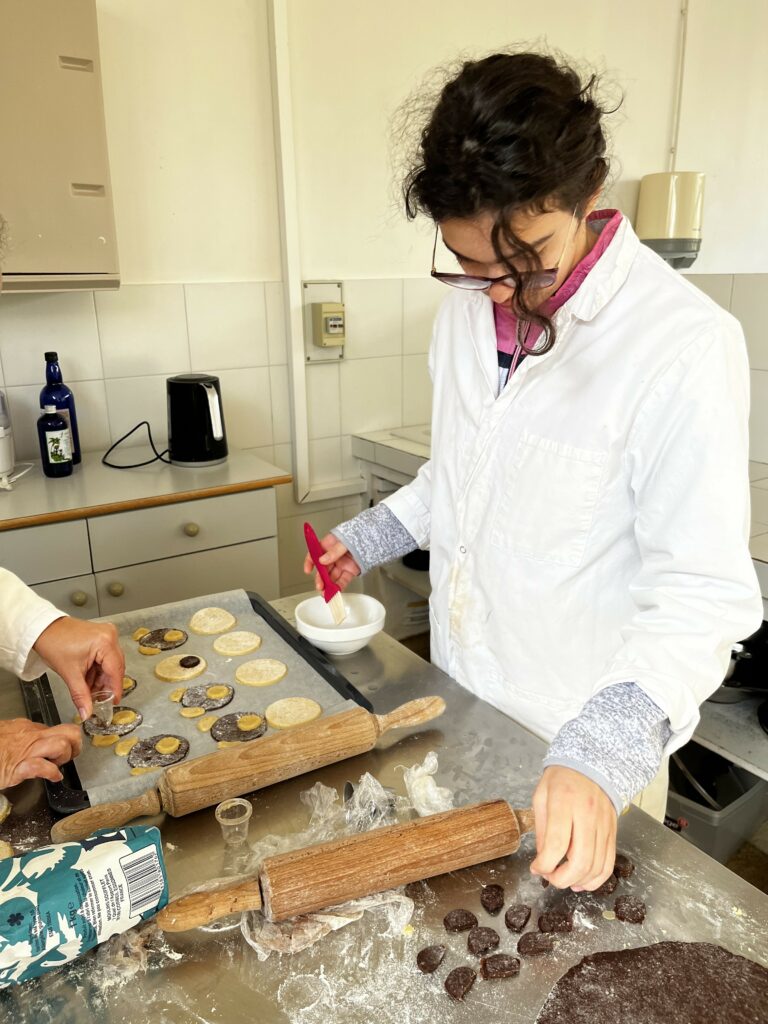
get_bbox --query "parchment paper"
[46,589,356,806]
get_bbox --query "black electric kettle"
[166,373,228,467]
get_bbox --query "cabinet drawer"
[88,490,277,572]
[95,538,279,616]
[31,574,100,620]
[0,520,91,585]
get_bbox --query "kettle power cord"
[101,421,172,469]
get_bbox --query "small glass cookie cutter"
[215,798,253,846]
[91,690,115,726]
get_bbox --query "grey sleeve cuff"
[543,681,672,815]
[331,503,419,575]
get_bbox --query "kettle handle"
[201,383,224,441]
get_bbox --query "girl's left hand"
[529,765,618,891]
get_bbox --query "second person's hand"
[303,533,361,592]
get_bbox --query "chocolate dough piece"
[83,706,143,737]
[538,909,573,933]
[614,895,646,924]
[533,942,768,1024]
[480,883,505,915]
[518,931,555,957]
[179,655,201,669]
[405,880,429,900]
[135,627,188,651]
[613,853,635,879]
[467,926,500,956]
[416,945,446,974]
[592,873,619,896]
[127,735,189,769]
[541,878,550,888]
[210,712,267,742]
[505,904,532,933]
[443,909,478,932]
[480,953,520,980]
[444,966,476,1002]
[181,683,234,711]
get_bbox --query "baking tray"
[21,589,372,816]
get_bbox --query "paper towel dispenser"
[635,171,705,270]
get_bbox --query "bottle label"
[45,429,71,464]
[57,406,74,454]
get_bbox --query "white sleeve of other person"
[0,568,63,680]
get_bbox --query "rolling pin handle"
[49,788,163,844]
[156,878,263,932]
[373,696,446,736]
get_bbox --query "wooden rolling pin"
[50,696,445,843]
[157,800,535,931]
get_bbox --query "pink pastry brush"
[304,521,347,625]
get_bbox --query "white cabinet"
[31,573,99,620]
[0,520,91,585]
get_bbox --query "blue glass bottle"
[37,405,73,477]
[40,351,81,464]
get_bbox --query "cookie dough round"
[122,675,137,695]
[212,631,262,656]
[169,687,186,703]
[235,659,287,687]
[181,683,234,711]
[128,735,189,769]
[138,645,161,656]
[83,706,143,737]
[91,734,119,747]
[130,766,161,776]
[197,714,218,732]
[179,706,205,719]
[210,712,267,743]
[132,627,150,641]
[135,627,189,651]
[114,736,139,757]
[189,607,237,635]
[155,654,207,682]
[265,697,321,730]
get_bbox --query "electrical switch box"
[311,302,346,348]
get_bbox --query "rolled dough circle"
[210,712,267,743]
[83,706,143,737]
[155,654,207,682]
[180,706,205,718]
[135,627,188,651]
[128,735,190,769]
[122,675,137,695]
[91,734,119,747]
[181,683,234,711]
[114,736,139,757]
[212,631,262,656]
[197,714,218,732]
[169,687,186,703]
[235,659,287,687]
[189,607,237,635]
[265,697,322,730]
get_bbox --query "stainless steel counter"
[2,596,768,1024]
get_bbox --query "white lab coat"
[385,216,762,751]
[0,568,63,680]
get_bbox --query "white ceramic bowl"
[295,593,386,656]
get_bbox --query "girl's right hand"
[303,533,361,593]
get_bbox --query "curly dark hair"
[402,52,615,352]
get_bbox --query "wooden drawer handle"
[70,590,88,607]
[107,581,124,597]
[183,522,200,537]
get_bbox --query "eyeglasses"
[431,209,577,292]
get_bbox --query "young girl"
[304,52,761,891]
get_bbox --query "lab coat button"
[459,545,467,554]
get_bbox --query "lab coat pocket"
[490,432,607,567]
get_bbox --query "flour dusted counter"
[0,449,291,614]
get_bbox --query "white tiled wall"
[0,276,443,597]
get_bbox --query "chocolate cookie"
[592,873,619,897]
[181,683,234,711]
[444,966,476,1002]
[467,926,500,956]
[518,931,555,956]
[83,706,143,737]
[614,895,646,923]
[444,909,478,933]
[135,627,188,651]
[416,945,446,974]
[405,880,429,900]
[505,904,532,933]
[480,883,505,915]
[613,853,635,879]
[480,953,520,980]
[210,712,267,743]
[127,734,189,769]
[538,909,573,933]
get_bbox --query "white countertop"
[351,426,430,480]
[696,697,768,782]
[0,448,291,531]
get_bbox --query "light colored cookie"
[169,687,186,703]
[217,740,240,749]
[265,697,322,730]
[122,675,137,694]
[212,631,262,656]
[138,644,161,656]
[180,706,205,719]
[92,734,119,747]
[132,627,150,641]
[130,766,161,776]
[114,736,139,757]
[163,629,185,643]
[235,658,287,687]
[0,840,14,859]
[155,654,207,682]
[155,737,181,755]
[197,714,218,732]
[206,684,230,700]
[237,713,263,732]
[112,709,138,727]
[189,606,237,635]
